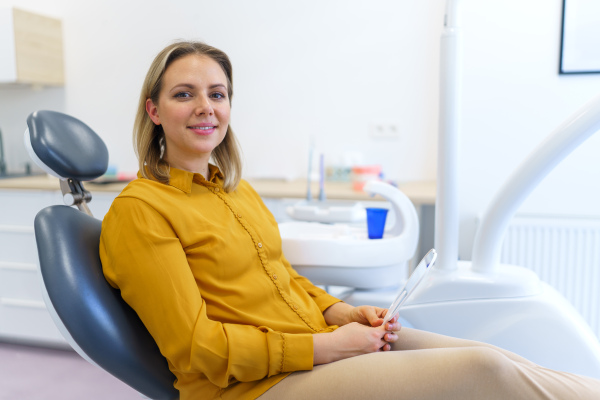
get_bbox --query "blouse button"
[214,188,220,193]
[257,243,263,248]
[272,274,278,280]
[237,213,242,218]
[293,305,298,310]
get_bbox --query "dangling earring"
[159,136,166,158]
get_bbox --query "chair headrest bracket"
[60,178,93,216]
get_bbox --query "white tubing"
[445,0,462,27]
[434,0,462,271]
[472,94,600,273]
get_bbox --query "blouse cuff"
[281,333,314,373]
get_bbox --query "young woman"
[99,41,600,400]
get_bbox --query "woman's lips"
[188,124,216,135]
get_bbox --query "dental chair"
[26,110,179,400]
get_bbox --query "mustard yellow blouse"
[99,165,341,399]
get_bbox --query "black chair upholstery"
[28,110,179,399]
[34,206,178,399]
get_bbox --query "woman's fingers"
[363,307,382,326]
[380,343,391,352]
[353,306,402,328]
[384,332,398,343]
[376,328,397,352]
[384,320,402,332]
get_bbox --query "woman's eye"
[174,92,192,99]
[211,92,226,100]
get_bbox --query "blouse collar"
[140,164,224,194]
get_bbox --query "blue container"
[366,207,389,239]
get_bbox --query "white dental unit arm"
[279,180,419,290]
[472,93,600,273]
[405,92,600,379]
[399,0,600,378]
[425,0,600,303]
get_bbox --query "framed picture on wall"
[560,0,600,74]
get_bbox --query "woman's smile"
[188,123,218,135]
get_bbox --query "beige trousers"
[259,328,600,400]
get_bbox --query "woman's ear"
[146,98,161,125]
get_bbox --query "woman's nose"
[194,95,214,116]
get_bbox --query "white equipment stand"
[407,0,600,378]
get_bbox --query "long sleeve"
[100,197,313,388]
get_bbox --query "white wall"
[1,0,600,261]
[0,0,443,183]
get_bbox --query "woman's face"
[146,54,231,174]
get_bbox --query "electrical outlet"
[369,121,400,139]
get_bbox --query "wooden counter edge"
[0,176,436,205]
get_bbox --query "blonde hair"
[133,41,242,192]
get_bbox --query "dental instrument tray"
[286,200,366,223]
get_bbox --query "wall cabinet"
[0,8,64,86]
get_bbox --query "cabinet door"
[0,8,64,85]
[0,190,68,346]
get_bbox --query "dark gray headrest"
[27,110,109,181]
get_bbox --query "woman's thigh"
[260,346,531,400]
[259,330,600,400]
[394,327,536,365]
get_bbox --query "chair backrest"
[27,110,179,400]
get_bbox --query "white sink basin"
[279,181,420,289]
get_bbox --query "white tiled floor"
[0,341,141,400]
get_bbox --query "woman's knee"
[460,347,515,380]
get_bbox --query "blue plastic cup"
[366,207,389,239]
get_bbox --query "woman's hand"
[323,302,401,332]
[349,305,401,331]
[316,303,402,365]
[349,306,401,349]
[313,323,395,365]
